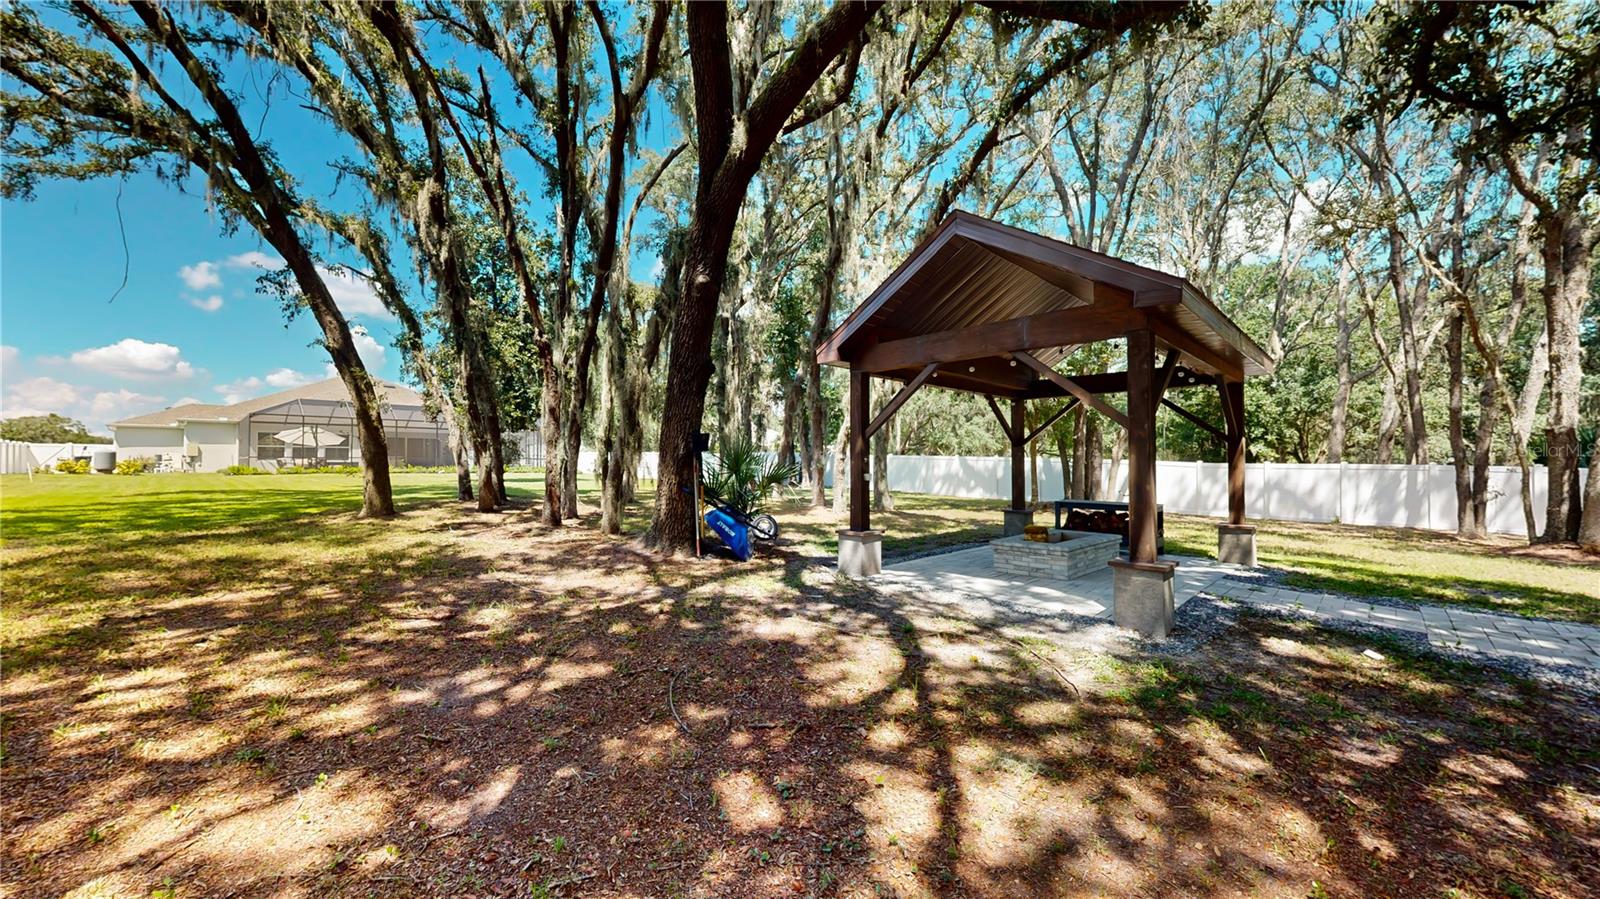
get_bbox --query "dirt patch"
[4,502,1597,897]
[1495,541,1600,567]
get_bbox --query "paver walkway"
[876,545,1600,670]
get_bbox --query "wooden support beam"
[1148,317,1243,381]
[1125,328,1159,563]
[1220,378,1247,526]
[1018,366,1216,399]
[1011,351,1131,430]
[1009,398,1026,510]
[1161,398,1225,442]
[1156,349,1180,399]
[935,356,1032,391]
[984,394,1018,442]
[843,304,1144,371]
[864,364,936,440]
[849,369,870,532]
[1024,398,1079,444]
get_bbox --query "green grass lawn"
[1162,514,1598,623]
[3,472,1594,623]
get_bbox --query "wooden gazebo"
[816,212,1274,637]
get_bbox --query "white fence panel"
[0,441,104,473]
[817,453,1582,538]
[1,440,37,474]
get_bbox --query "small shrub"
[54,459,90,474]
[221,464,265,476]
[114,457,153,475]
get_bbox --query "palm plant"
[702,435,798,517]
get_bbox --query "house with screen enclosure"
[108,377,458,472]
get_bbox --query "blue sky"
[1,6,677,433]
[1,169,402,430]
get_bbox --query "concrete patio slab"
[870,545,1600,672]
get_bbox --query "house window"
[256,432,286,460]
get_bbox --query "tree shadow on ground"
[3,490,1597,897]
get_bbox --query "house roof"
[816,211,1274,397]
[110,378,427,428]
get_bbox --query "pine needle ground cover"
[2,473,1596,897]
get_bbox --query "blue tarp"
[705,508,752,561]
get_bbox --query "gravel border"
[1240,561,1594,631]
[1163,590,1600,696]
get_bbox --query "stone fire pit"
[990,529,1121,580]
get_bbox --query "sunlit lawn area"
[2,472,1596,897]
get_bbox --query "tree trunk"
[1578,429,1600,550]
[1029,440,1040,506]
[600,288,629,534]
[872,386,893,512]
[1071,407,1087,499]
[1107,427,1127,499]
[1445,308,1476,538]
[450,413,473,502]
[777,377,800,471]
[560,406,584,518]
[1374,372,1400,464]
[1395,270,1430,464]
[1326,264,1355,463]
[830,386,851,516]
[645,0,878,550]
[649,217,742,548]
[1539,203,1590,542]
[117,1,394,517]
[1084,413,1103,500]
[1053,427,1072,501]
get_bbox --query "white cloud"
[178,260,222,290]
[0,345,18,379]
[173,396,202,406]
[87,388,165,423]
[2,376,81,417]
[350,326,387,369]
[0,376,167,431]
[213,251,392,320]
[69,338,195,380]
[226,250,282,270]
[265,367,317,388]
[189,295,224,313]
[321,267,390,319]
[213,377,264,405]
[212,367,319,405]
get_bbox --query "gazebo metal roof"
[818,211,1273,399]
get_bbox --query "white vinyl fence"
[0,440,106,474]
[825,453,1584,538]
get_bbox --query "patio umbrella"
[272,426,346,447]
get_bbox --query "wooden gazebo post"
[1108,326,1177,638]
[839,367,882,575]
[1216,378,1257,565]
[1004,398,1032,535]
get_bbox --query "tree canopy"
[2,0,1594,544]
